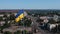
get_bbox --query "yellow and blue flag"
[15,10,24,22]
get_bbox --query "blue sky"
[0,0,60,9]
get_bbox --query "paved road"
[3,26,32,32]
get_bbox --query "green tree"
[14,30,21,34]
[0,26,4,33]
[4,31,12,34]
[24,18,32,27]
[27,31,33,34]
[27,12,31,15]
[3,22,10,28]
[10,14,15,20]
[0,14,9,33]
[0,21,10,33]
[22,30,28,34]
[18,20,23,26]
[0,17,3,21]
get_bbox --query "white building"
[0,21,5,26]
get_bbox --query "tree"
[10,14,15,20]
[0,14,9,33]
[14,30,21,34]
[49,19,56,24]
[3,14,7,21]
[24,18,32,27]
[27,31,33,34]
[0,17,3,21]
[36,18,43,25]
[4,31,12,34]
[0,26,4,33]
[3,14,7,18]
[18,20,23,26]
[3,22,10,28]
[27,12,31,15]
[22,30,28,34]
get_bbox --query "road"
[3,26,31,32]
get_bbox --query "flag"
[15,10,24,22]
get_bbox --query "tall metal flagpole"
[23,11,25,34]
[23,11,28,34]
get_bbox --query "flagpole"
[23,12,25,34]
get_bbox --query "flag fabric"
[15,10,24,22]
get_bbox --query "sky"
[0,0,60,9]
